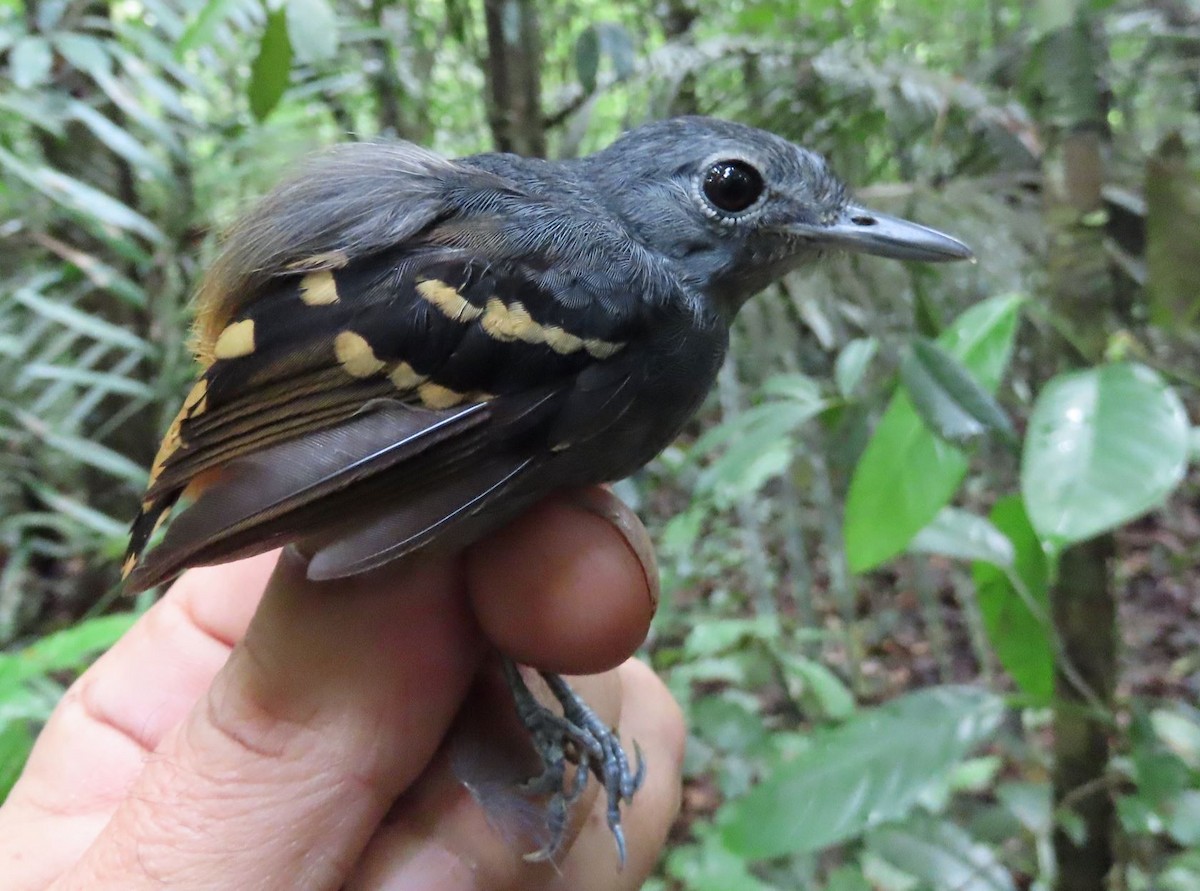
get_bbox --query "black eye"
[702,160,765,214]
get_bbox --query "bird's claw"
[502,659,644,866]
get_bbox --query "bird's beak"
[792,204,974,262]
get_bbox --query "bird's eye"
[702,160,765,214]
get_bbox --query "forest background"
[1,0,1198,888]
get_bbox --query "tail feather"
[122,494,181,582]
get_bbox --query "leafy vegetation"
[2,0,1198,888]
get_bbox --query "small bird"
[122,116,972,862]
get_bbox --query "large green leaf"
[1021,362,1189,548]
[249,8,293,121]
[9,35,53,89]
[287,0,339,64]
[867,814,1017,891]
[574,25,600,93]
[720,686,1004,859]
[844,294,1023,573]
[909,506,1014,566]
[900,337,1016,447]
[971,496,1054,703]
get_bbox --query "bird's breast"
[548,311,729,484]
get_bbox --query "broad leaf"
[835,337,878,398]
[10,35,53,89]
[1022,362,1189,547]
[901,337,1016,446]
[845,294,1022,573]
[287,0,339,64]
[909,506,1014,566]
[971,496,1054,702]
[867,815,1017,891]
[720,686,1004,859]
[574,25,600,92]
[249,8,293,121]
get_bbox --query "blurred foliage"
[2,0,1199,888]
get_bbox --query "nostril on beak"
[850,214,877,226]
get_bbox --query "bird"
[121,115,972,864]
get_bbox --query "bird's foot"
[501,658,645,866]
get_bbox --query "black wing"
[124,148,671,590]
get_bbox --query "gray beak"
[795,204,974,262]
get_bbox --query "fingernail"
[566,487,660,612]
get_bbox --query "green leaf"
[720,686,1004,859]
[20,419,148,485]
[1167,791,1200,846]
[67,101,170,180]
[900,337,1016,446]
[0,613,138,693]
[683,616,782,659]
[249,8,293,121]
[780,653,855,720]
[695,406,815,504]
[9,35,53,89]
[0,721,36,800]
[25,484,129,539]
[287,0,338,64]
[909,507,1014,566]
[997,781,1052,835]
[574,25,600,93]
[1022,362,1190,547]
[867,815,1017,891]
[835,337,878,398]
[0,147,164,242]
[178,0,245,55]
[971,496,1054,703]
[1152,708,1200,769]
[53,33,112,78]
[844,294,1023,573]
[667,828,778,891]
[12,286,151,353]
[597,22,635,80]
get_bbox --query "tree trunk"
[1038,12,1118,891]
[482,0,545,156]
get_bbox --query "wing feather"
[124,143,677,590]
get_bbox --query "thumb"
[56,550,483,891]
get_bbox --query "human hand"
[0,488,683,890]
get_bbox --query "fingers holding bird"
[0,487,670,890]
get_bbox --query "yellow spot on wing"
[390,361,426,391]
[213,319,256,359]
[418,382,466,409]
[480,299,624,359]
[286,250,350,271]
[146,378,210,485]
[182,378,208,416]
[299,270,340,306]
[121,553,137,579]
[416,278,483,322]
[581,338,623,359]
[334,331,385,378]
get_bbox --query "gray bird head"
[582,117,972,311]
